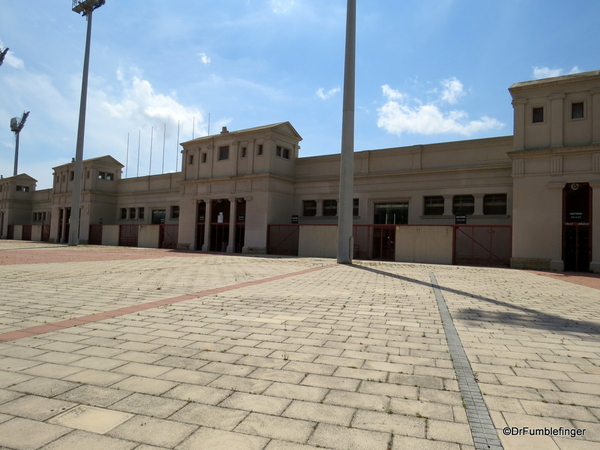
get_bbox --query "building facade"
[1,71,599,272]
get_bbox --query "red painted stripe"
[0,264,334,343]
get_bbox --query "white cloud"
[440,77,464,104]
[198,52,211,65]
[532,66,581,80]
[270,0,296,14]
[377,80,503,137]
[102,74,204,128]
[316,86,340,100]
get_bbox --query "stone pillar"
[202,200,212,251]
[512,99,527,151]
[316,200,324,217]
[473,194,485,216]
[443,195,454,216]
[227,198,236,253]
[550,94,565,148]
[60,208,68,243]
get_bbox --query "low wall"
[138,225,160,249]
[102,225,120,246]
[395,226,453,265]
[298,225,338,258]
[31,225,42,241]
[13,225,23,240]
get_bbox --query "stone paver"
[0,241,598,450]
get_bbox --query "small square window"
[106,173,114,181]
[532,107,544,123]
[171,206,180,219]
[572,102,584,119]
[323,200,337,217]
[303,200,316,217]
[218,146,229,161]
[129,208,136,219]
[453,195,475,215]
[201,153,207,163]
[121,208,127,220]
[424,196,445,216]
[138,207,145,220]
[483,194,507,215]
[276,146,282,157]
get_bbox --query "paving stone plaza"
[0,241,599,450]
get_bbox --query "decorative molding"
[547,181,565,190]
[593,153,600,172]
[512,159,524,177]
[550,156,563,175]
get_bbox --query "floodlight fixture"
[0,47,8,67]
[69,0,105,246]
[72,0,105,15]
[10,111,30,176]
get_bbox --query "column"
[316,200,324,217]
[443,195,453,216]
[227,198,237,253]
[550,94,565,148]
[473,194,485,216]
[202,200,212,251]
[512,99,527,151]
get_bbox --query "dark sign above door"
[455,215,467,225]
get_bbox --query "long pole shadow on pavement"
[350,264,600,338]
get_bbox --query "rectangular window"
[106,173,114,181]
[374,203,408,225]
[532,107,544,123]
[241,147,247,158]
[453,195,475,215]
[201,153,207,163]
[16,185,30,192]
[138,207,145,220]
[483,194,507,215]
[276,146,291,159]
[171,206,180,219]
[120,208,127,219]
[98,172,106,179]
[218,146,229,161]
[257,144,263,156]
[572,102,584,119]
[353,198,359,217]
[188,154,194,165]
[129,208,136,219]
[70,171,74,181]
[303,200,316,217]
[424,196,445,215]
[323,200,337,217]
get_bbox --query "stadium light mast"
[0,47,9,67]
[69,0,105,246]
[337,0,356,264]
[10,111,30,176]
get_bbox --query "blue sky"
[1,0,599,189]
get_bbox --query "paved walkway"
[0,241,598,450]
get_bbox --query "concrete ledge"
[511,257,553,271]
[590,261,600,273]
[243,246,266,254]
[550,259,564,272]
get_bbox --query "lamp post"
[337,0,356,264]
[0,47,9,67]
[69,0,105,246]
[10,111,30,176]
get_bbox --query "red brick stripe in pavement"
[0,264,334,343]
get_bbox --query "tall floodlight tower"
[0,47,9,67]
[69,0,105,246]
[337,0,356,264]
[10,111,30,176]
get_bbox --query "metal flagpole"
[137,129,141,177]
[176,120,180,172]
[162,123,166,173]
[125,132,129,178]
[149,126,153,176]
[337,0,356,264]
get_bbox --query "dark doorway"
[563,183,592,272]
[210,199,230,252]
